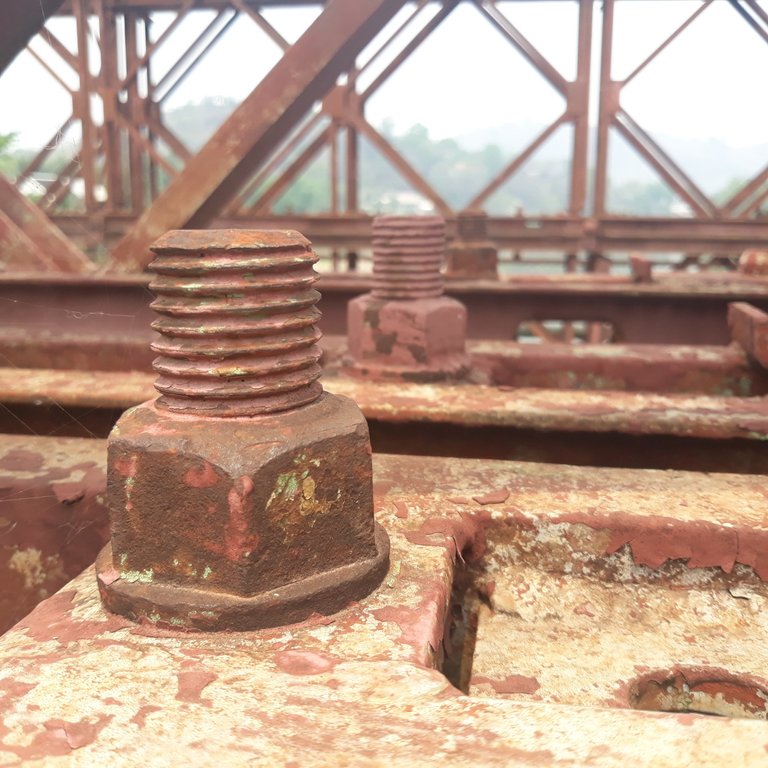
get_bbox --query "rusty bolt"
[346,215,469,381]
[96,229,389,631]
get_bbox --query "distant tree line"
[2,97,762,218]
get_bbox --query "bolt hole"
[630,670,768,720]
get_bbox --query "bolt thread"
[147,230,323,417]
[456,210,489,240]
[371,215,445,300]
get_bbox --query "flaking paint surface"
[1,449,768,763]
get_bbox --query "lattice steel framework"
[1,0,766,272]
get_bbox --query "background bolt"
[346,215,469,381]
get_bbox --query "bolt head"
[347,294,468,381]
[107,392,376,598]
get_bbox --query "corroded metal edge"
[95,524,389,632]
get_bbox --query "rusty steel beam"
[467,116,567,210]
[108,0,408,272]
[3,270,768,365]
[569,0,592,216]
[1,362,768,472]
[54,211,768,255]
[248,129,331,215]
[0,210,59,272]
[0,177,93,272]
[593,0,614,218]
[621,1,714,87]
[7,0,766,270]
[613,109,718,219]
[224,113,326,215]
[0,0,66,73]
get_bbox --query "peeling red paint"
[176,664,217,705]
[183,461,219,489]
[574,602,596,618]
[224,475,258,561]
[473,674,541,695]
[372,582,447,666]
[405,511,488,562]
[44,715,113,749]
[592,514,768,578]
[15,589,130,644]
[274,650,338,676]
[0,448,44,472]
[130,704,162,728]
[473,488,510,505]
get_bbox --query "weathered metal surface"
[469,339,768,395]
[2,365,768,475]
[9,368,766,443]
[347,216,469,381]
[468,558,768,714]
[98,230,388,630]
[4,272,768,350]
[0,435,109,634]
[729,302,768,368]
[108,0,408,271]
[2,452,768,763]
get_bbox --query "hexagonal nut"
[347,294,468,380]
[107,392,377,597]
[445,243,498,279]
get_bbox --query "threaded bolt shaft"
[456,210,489,240]
[371,215,445,300]
[147,229,323,417]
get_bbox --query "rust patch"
[0,448,44,471]
[473,674,541,695]
[274,650,338,676]
[393,501,409,519]
[473,488,510,505]
[43,715,113,749]
[176,663,217,705]
[130,705,162,728]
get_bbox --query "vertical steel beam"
[96,0,125,211]
[108,0,408,272]
[593,0,614,218]
[73,0,99,213]
[124,11,145,213]
[569,0,592,216]
[346,124,359,213]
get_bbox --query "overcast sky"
[1,0,766,150]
